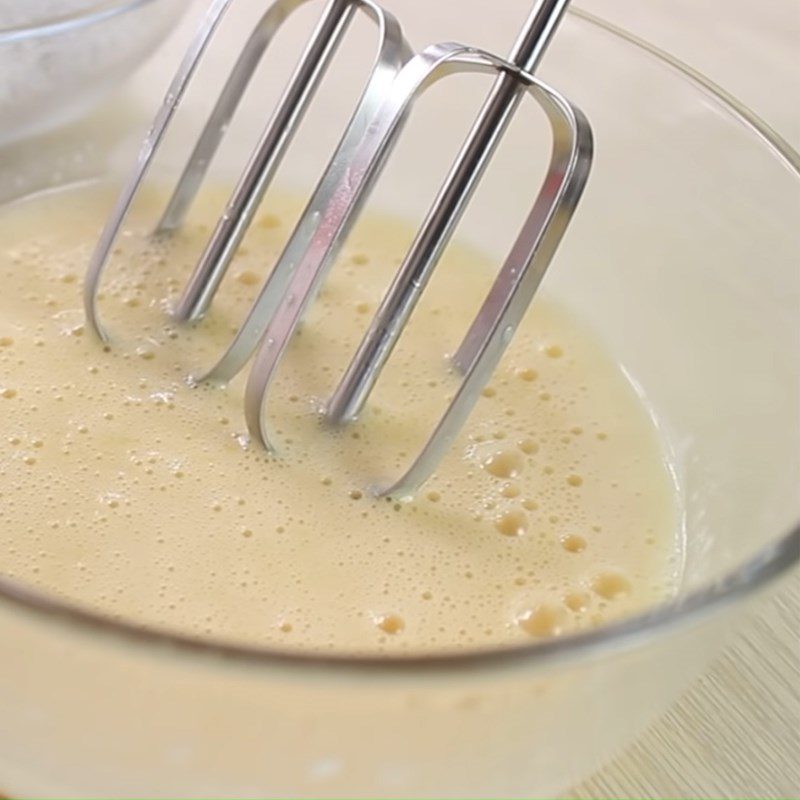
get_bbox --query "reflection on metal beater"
[83,0,593,497]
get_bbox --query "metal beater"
[84,0,593,497]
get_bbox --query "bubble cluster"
[482,449,524,479]
[494,510,528,538]
[592,572,632,600]
[517,604,566,637]
[374,613,405,635]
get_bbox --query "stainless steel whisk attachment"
[84,0,593,497]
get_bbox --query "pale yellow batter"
[0,183,681,653]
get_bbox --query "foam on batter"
[0,183,681,653]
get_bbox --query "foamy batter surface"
[0,184,680,653]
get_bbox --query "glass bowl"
[0,0,186,145]
[0,3,797,797]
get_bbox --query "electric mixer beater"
[84,0,593,496]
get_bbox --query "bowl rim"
[0,0,159,43]
[0,7,798,676]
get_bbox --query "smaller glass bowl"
[0,0,186,145]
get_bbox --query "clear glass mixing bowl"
[0,3,797,797]
[0,0,186,145]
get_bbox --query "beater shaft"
[327,0,572,423]
[170,0,357,322]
